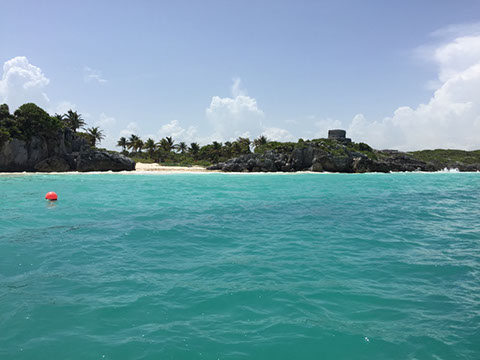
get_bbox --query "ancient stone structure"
[328,129,351,143]
[207,128,480,173]
[207,143,442,173]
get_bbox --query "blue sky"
[2,0,480,150]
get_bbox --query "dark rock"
[34,156,71,172]
[256,158,274,172]
[207,163,224,171]
[0,130,135,172]
[29,136,49,165]
[291,147,315,170]
[208,143,442,174]
[76,150,135,172]
[309,162,323,172]
[205,129,457,174]
[0,138,30,171]
[448,162,480,171]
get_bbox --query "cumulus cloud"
[84,66,107,84]
[231,76,245,97]
[206,77,265,141]
[48,101,77,115]
[0,56,50,109]
[430,22,480,39]
[261,127,294,142]
[92,113,116,148]
[96,113,116,128]
[119,122,140,139]
[156,120,198,143]
[345,26,480,150]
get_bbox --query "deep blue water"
[0,172,479,359]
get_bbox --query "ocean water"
[0,172,479,360]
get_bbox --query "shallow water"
[0,173,479,359]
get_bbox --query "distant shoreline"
[134,162,217,173]
[0,164,478,176]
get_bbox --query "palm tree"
[159,138,168,152]
[254,135,269,148]
[223,141,233,157]
[86,126,105,147]
[237,137,251,147]
[135,139,144,153]
[145,138,156,158]
[53,113,64,124]
[208,141,223,162]
[175,141,188,154]
[232,141,242,155]
[236,137,251,154]
[189,142,200,159]
[117,137,127,151]
[159,136,175,152]
[127,134,140,152]
[64,110,85,133]
[166,136,175,151]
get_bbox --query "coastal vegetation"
[0,103,134,172]
[118,133,379,168]
[121,134,252,166]
[0,103,105,149]
[409,149,480,167]
[2,102,480,172]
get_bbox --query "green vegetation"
[0,103,62,142]
[123,135,253,166]
[254,141,297,154]
[0,103,106,150]
[124,132,383,167]
[4,103,479,169]
[254,137,378,160]
[86,127,105,147]
[64,110,86,133]
[410,149,480,166]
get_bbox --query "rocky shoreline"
[0,129,135,172]
[208,141,480,173]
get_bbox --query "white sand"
[135,162,218,173]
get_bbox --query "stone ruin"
[328,129,351,143]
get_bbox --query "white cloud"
[345,27,480,150]
[430,22,480,39]
[84,66,107,84]
[261,127,294,142]
[96,113,116,128]
[92,113,117,148]
[0,56,50,109]
[206,77,265,141]
[119,122,140,139]
[231,76,245,97]
[156,119,198,143]
[433,36,480,82]
[48,101,76,115]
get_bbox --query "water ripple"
[0,173,479,359]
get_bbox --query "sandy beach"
[135,162,218,173]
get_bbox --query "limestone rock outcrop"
[207,144,465,173]
[208,129,480,173]
[0,129,135,172]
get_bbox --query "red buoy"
[45,191,58,201]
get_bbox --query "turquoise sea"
[1,172,479,359]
